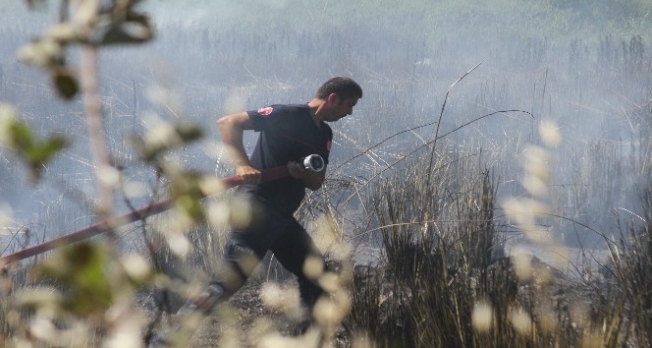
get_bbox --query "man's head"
[314,77,363,122]
[315,77,363,101]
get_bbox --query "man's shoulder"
[274,103,310,114]
[251,104,308,117]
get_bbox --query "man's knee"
[217,241,261,292]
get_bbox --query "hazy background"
[1,0,651,263]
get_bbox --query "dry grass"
[1,5,652,346]
[3,126,652,347]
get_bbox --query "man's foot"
[147,284,224,347]
[177,284,224,317]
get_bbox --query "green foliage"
[0,104,68,182]
[30,242,114,317]
[96,11,154,46]
[129,121,212,221]
[52,67,79,100]
[17,0,154,100]
[166,169,212,222]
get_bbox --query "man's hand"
[236,165,261,185]
[287,161,307,179]
[287,161,325,191]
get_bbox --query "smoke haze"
[1,0,651,261]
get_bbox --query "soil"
[141,276,352,348]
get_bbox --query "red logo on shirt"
[257,107,273,116]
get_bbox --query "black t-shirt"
[237,104,332,216]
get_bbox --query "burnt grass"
[134,154,652,348]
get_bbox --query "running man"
[155,77,362,344]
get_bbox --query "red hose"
[0,165,290,265]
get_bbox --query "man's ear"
[327,93,340,104]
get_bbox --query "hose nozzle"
[303,154,325,172]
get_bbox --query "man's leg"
[175,238,262,317]
[150,235,266,347]
[150,200,276,346]
[269,219,326,323]
[176,205,276,317]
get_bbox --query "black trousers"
[212,195,325,311]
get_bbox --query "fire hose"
[0,154,325,265]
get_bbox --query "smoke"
[0,1,650,256]
[141,0,290,29]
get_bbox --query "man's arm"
[216,112,261,184]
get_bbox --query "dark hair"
[315,77,363,100]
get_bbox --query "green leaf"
[175,194,205,221]
[96,14,155,46]
[167,170,208,222]
[98,23,154,45]
[26,135,68,164]
[8,121,35,151]
[25,134,68,181]
[1,113,68,181]
[32,242,114,316]
[176,123,203,142]
[52,68,79,100]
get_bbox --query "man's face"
[326,95,359,122]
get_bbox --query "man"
[168,77,362,340]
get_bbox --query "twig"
[426,62,483,191]
[72,0,114,218]
[338,109,532,207]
